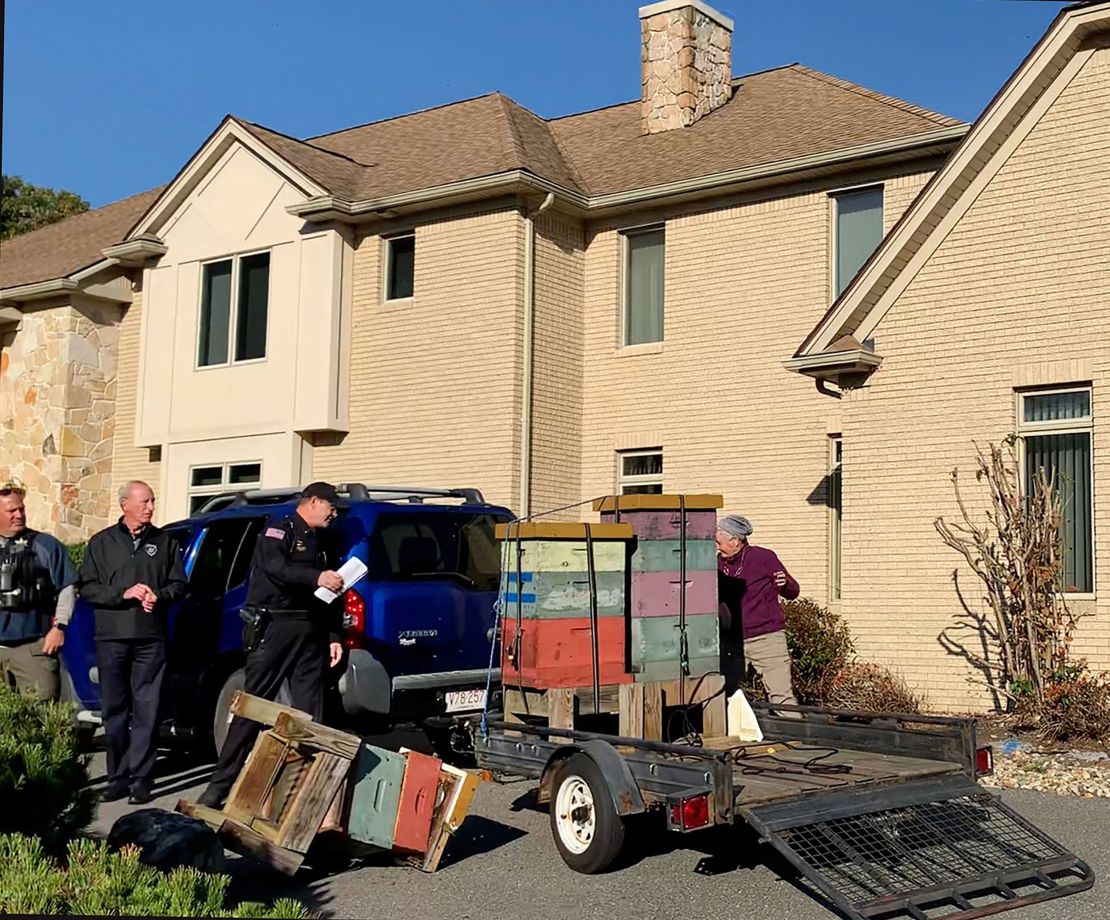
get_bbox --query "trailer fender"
[538,739,646,817]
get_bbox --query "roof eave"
[101,237,168,266]
[286,125,967,225]
[782,348,884,383]
[0,278,79,307]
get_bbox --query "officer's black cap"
[301,481,340,504]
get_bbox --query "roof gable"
[793,2,1110,361]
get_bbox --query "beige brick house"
[2,0,1105,707]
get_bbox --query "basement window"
[618,449,663,495]
[385,233,416,301]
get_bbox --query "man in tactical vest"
[0,479,79,700]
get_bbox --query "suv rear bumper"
[338,649,498,718]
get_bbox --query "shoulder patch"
[265,527,286,539]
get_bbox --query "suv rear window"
[367,512,503,591]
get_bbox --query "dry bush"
[826,662,924,715]
[1038,668,1110,744]
[782,598,855,705]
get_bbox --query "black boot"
[196,783,230,809]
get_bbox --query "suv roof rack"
[194,483,486,515]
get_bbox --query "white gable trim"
[794,2,1110,359]
[127,117,328,239]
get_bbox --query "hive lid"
[495,521,634,541]
[592,494,724,512]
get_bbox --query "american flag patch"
[265,527,285,539]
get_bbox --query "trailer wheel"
[549,753,626,874]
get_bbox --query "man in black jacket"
[197,481,345,808]
[80,480,186,804]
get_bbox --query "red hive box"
[501,616,632,688]
[392,750,443,855]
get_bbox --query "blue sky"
[2,0,1070,207]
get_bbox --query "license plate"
[445,688,487,713]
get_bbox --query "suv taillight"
[341,589,366,649]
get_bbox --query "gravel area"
[981,741,1110,797]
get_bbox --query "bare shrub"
[826,662,924,715]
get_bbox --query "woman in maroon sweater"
[716,514,799,708]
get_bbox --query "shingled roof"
[1,63,963,289]
[0,186,163,289]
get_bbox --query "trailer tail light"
[669,792,711,832]
[976,746,994,776]
[341,589,367,649]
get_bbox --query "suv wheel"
[212,669,295,755]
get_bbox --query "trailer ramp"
[742,777,1092,920]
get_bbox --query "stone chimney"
[640,0,733,134]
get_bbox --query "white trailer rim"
[554,773,595,855]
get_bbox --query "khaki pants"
[721,629,797,708]
[0,640,60,701]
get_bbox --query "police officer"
[197,481,346,808]
[0,479,79,700]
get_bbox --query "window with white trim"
[198,251,270,366]
[187,462,263,515]
[623,226,665,345]
[384,233,415,301]
[829,436,843,601]
[618,450,663,495]
[1017,387,1094,594]
[832,186,883,297]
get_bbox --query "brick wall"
[578,172,934,608]
[110,286,162,516]
[312,208,526,510]
[529,213,586,519]
[841,47,1110,709]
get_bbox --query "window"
[197,252,270,366]
[832,186,883,297]
[188,518,263,596]
[1018,388,1094,594]
[623,227,665,345]
[829,437,843,601]
[187,462,262,515]
[366,512,505,591]
[385,233,415,301]
[618,450,663,495]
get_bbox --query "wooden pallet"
[503,673,726,742]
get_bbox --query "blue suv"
[61,484,510,755]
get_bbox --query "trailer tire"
[549,753,626,874]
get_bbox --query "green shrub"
[0,685,96,851]
[0,834,310,918]
[781,598,855,704]
[826,662,924,714]
[65,542,87,572]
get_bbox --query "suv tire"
[213,669,293,754]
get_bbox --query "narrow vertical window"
[198,260,232,367]
[1018,388,1094,593]
[832,186,883,297]
[624,227,665,345]
[829,436,843,601]
[235,252,270,361]
[386,233,415,301]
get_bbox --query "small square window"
[618,450,663,494]
[386,234,415,301]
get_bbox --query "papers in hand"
[314,556,368,604]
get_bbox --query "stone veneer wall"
[0,301,120,542]
[641,4,732,134]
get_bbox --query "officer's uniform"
[201,494,341,801]
[0,527,78,700]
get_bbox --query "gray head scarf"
[717,515,753,540]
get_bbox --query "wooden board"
[501,616,631,688]
[273,751,351,853]
[593,494,723,512]
[630,539,716,573]
[599,509,717,541]
[223,730,290,824]
[618,682,663,740]
[511,539,627,572]
[218,819,304,876]
[272,711,362,759]
[503,683,621,719]
[228,691,311,726]
[496,522,633,541]
[392,751,442,855]
[345,743,406,850]
[503,569,626,618]
[420,763,480,873]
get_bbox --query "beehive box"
[496,521,633,690]
[594,495,723,682]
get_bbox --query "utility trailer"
[473,702,1093,920]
